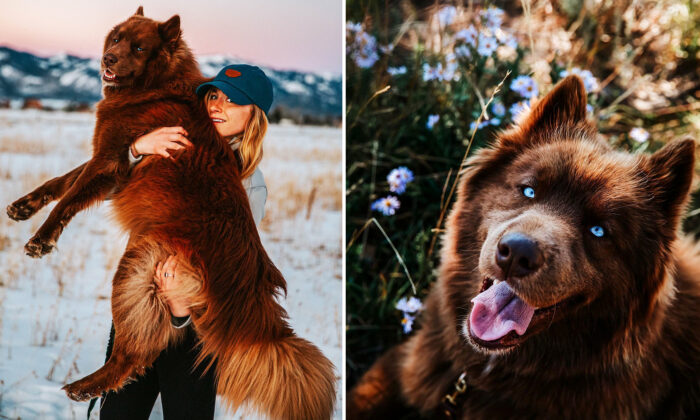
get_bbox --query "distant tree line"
[0,99,341,127]
[267,105,341,127]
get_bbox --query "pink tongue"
[469,281,535,341]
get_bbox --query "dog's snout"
[103,53,118,66]
[496,232,543,278]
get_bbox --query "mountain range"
[0,46,341,119]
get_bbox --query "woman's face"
[206,87,253,139]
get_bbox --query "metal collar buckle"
[441,372,468,418]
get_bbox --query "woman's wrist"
[168,298,191,317]
[169,304,190,317]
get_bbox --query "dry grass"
[266,173,342,219]
[512,0,699,141]
[260,125,342,228]
[0,139,56,155]
[0,110,342,419]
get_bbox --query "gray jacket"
[128,140,267,226]
[230,140,267,226]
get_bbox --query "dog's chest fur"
[401,246,700,419]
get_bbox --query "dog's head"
[100,6,182,88]
[440,76,696,355]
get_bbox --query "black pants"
[98,325,216,420]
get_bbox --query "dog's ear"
[647,138,696,224]
[518,75,588,135]
[498,76,590,152]
[159,15,181,44]
[134,6,144,16]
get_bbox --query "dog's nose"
[496,232,543,278]
[103,53,118,67]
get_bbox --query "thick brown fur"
[348,76,700,419]
[7,8,335,420]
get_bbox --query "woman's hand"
[131,126,193,159]
[154,255,191,317]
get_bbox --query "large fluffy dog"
[7,8,335,420]
[348,76,700,418]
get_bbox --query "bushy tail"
[191,243,336,419]
[181,200,336,419]
[209,333,336,420]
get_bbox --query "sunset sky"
[0,0,342,75]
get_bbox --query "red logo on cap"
[225,69,242,78]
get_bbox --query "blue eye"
[136,46,143,52]
[590,226,605,237]
[522,186,535,199]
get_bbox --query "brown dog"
[7,8,335,420]
[348,76,700,418]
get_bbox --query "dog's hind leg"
[7,162,87,221]
[63,238,186,401]
[62,329,162,401]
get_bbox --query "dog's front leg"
[7,161,88,221]
[24,157,122,257]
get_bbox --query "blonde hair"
[237,105,268,179]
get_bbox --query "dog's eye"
[590,226,605,237]
[136,47,144,52]
[113,38,119,43]
[522,186,535,199]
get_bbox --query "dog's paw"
[7,199,37,221]
[7,193,51,221]
[24,235,55,258]
[62,382,100,402]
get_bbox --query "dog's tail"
[195,307,337,420]
[210,332,336,420]
[190,232,336,420]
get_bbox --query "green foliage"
[347,2,529,388]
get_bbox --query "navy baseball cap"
[196,64,274,116]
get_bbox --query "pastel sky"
[0,0,342,75]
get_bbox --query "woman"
[97,64,273,420]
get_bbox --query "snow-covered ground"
[0,109,342,419]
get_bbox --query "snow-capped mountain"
[0,46,341,117]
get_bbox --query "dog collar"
[441,371,469,418]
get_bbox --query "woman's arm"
[245,168,267,227]
[128,126,193,164]
[248,186,267,227]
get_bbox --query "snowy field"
[0,109,342,419]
